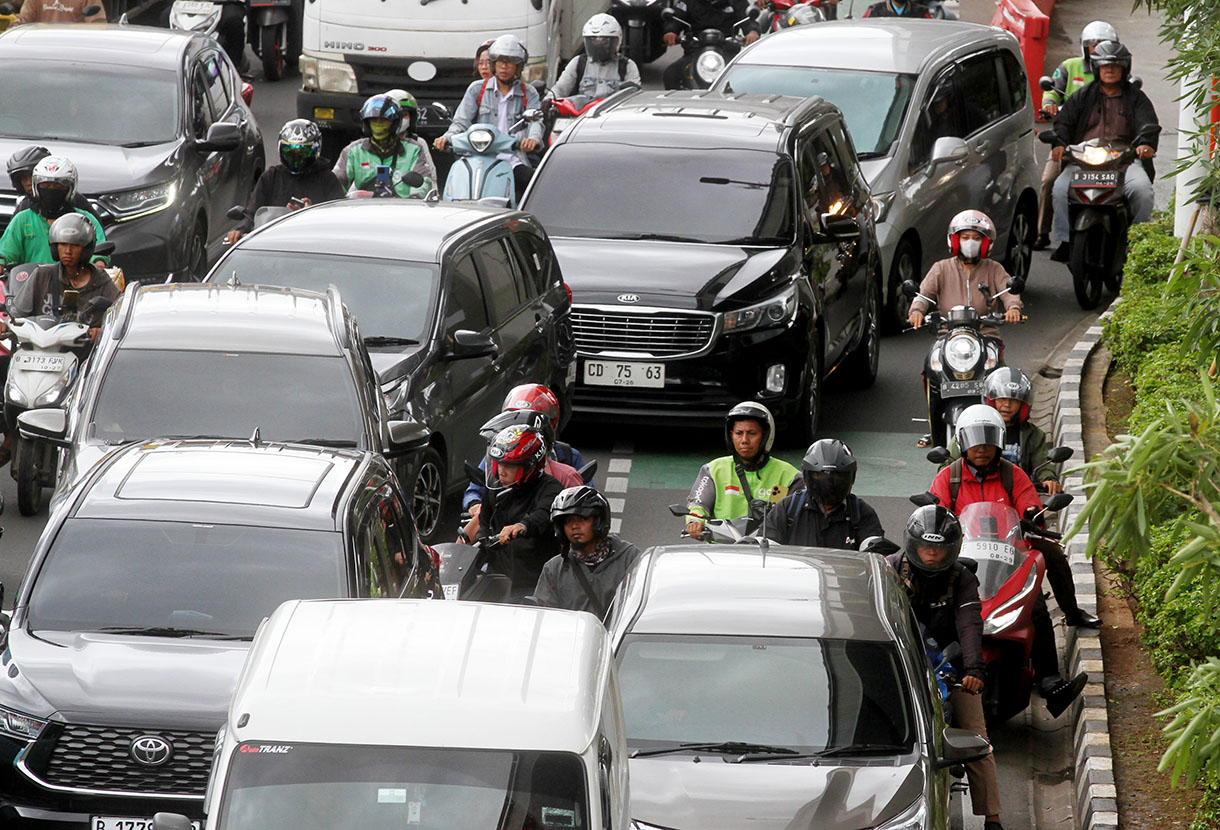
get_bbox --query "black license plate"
[1071,170,1118,186]
[941,380,983,396]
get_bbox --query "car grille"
[571,307,716,358]
[39,724,213,795]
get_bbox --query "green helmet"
[384,88,420,137]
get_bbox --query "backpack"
[946,457,1014,513]
[574,54,629,85]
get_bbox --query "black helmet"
[1090,40,1131,79]
[551,485,611,541]
[802,439,857,506]
[903,505,963,574]
[983,367,1033,424]
[48,212,97,263]
[7,144,50,191]
[724,401,775,459]
[479,408,555,452]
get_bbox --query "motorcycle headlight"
[723,283,799,334]
[301,56,358,94]
[0,704,48,742]
[99,182,177,221]
[1080,145,1110,165]
[982,566,1038,634]
[34,368,74,408]
[5,380,25,408]
[982,605,1023,635]
[876,796,929,829]
[943,333,981,374]
[468,128,494,154]
[695,50,726,84]
[984,340,1000,370]
[870,190,896,223]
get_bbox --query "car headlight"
[468,128,494,154]
[695,50,726,84]
[0,704,48,742]
[523,57,548,84]
[301,56,358,94]
[99,182,177,221]
[723,283,799,334]
[943,333,980,374]
[876,796,928,829]
[870,191,896,223]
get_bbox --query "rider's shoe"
[1065,610,1102,628]
[1032,233,1051,251]
[1041,672,1088,718]
[1050,241,1070,262]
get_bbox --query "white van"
[155,599,630,830]
[297,0,607,143]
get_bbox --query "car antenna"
[228,271,240,286]
[249,427,261,446]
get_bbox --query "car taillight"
[564,282,572,305]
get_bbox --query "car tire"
[15,435,42,517]
[185,221,207,283]
[842,274,881,388]
[884,238,919,333]
[1004,198,1036,285]
[410,446,446,543]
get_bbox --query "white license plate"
[1072,170,1118,186]
[92,819,201,830]
[442,583,459,600]
[13,352,66,372]
[963,541,1016,565]
[174,0,216,11]
[582,360,664,389]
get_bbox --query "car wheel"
[185,221,207,282]
[1004,200,1035,285]
[786,337,823,446]
[15,435,42,517]
[842,274,881,388]
[884,239,919,333]
[410,446,446,543]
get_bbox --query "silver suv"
[714,19,1040,329]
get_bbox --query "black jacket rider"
[664,0,760,39]
[235,160,346,234]
[1051,78,1161,178]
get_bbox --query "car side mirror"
[1038,75,1054,92]
[925,446,950,465]
[18,409,69,445]
[901,279,920,299]
[929,136,968,169]
[445,329,497,361]
[387,420,431,452]
[860,536,900,555]
[152,814,195,830]
[661,6,675,18]
[227,205,248,221]
[1045,492,1074,511]
[197,122,242,152]
[1047,446,1073,464]
[819,213,859,239]
[935,727,991,769]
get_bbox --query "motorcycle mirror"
[1038,75,1054,92]
[1045,492,1074,511]
[668,504,687,517]
[900,279,920,299]
[746,4,760,16]
[88,296,114,311]
[940,641,961,662]
[401,171,425,189]
[82,3,100,13]
[1047,446,1073,464]
[579,459,598,485]
[859,536,900,555]
[1130,76,1143,91]
[464,460,487,488]
[523,108,545,122]
[1006,275,1026,295]
[925,447,950,465]
[909,492,939,507]
[430,102,451,120]
[529,79,547,95]
[226,205,248,221]
[0,3,15,13]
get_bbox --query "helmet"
[7,145,50,191]
[384,88,420,136]
[488,34,528,67]
[780,4,821,27]
[582,13,622,63]
[1090,40,1132,80]
[955,403,1006,453]
[359,94,404,140]
[31,156,79,220]
[903,505,963,574]
[946,210,995,259]
[486,424,548,491]
[277,119,322,174]
[503,383,561,431]
[474,38,495,74]
[48,212,97,263]
[479,408,555,451]
[1080,20,1118,65]
[802,439,857,506]
[724,401,776,455]
[983,367,1034,424]
[550,485,612,541]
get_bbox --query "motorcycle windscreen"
[957,501,1025,601]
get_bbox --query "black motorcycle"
[611,0,669,64]
[661,5,758,89]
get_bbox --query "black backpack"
[574,54,630,84]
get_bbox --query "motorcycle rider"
[763,438,884,549]
[501,383,585,468]
[474,39,495,80]
[333,95,433,199]
[9,213,119,335]
[885,506,1002,830]
[1049,40,1160,262]
[434,34,544,198]
[7,146,99,222]
[0,157,107,270]
[662,0,760,90]
[862,0,931,17]
[929,405,1089,717]
[226,119,345,244]
[549,14,642,100]
[14,0,105,24]
[533,486,642,618]
[685,401,802,538]
[1034,21,1119,250]
[384,89,438,188]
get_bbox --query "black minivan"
[205,199,575,540]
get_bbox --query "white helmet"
[488,34,528,66]
[583,12,622,39]
[955,404,1006,453]
[582,13,622,63]
[31,156,79,219]
[1080,21,1118,65]
[946,209,995,259]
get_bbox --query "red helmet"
[502,383,561,430]
[946,210,996,259]
[486,425,548,491]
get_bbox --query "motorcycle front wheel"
[1069,229,1103,310]
[260,21,287,81]
[15,435,42,516]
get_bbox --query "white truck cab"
[297,0,607,143]
[160,598,631,830]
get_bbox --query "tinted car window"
[27,519,346,637]
[0,61,179,145]
[443,254,490,337]
[958,52,1005,134]
[191,71,212,138]
[203,53,231,119]
[1000,50,1027,113]
[512,231,553,296]
[800,130,852,215]
[90,350,365,446]
[474,239,523,322]
[214,250,440,341]
[907,69,965,170]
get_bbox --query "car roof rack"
[586,84,646,120]
[781,95,828,129]
[326,284,351,351]
[110,280,142,341]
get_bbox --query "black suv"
[0,439,435,828]
[204,200,575,540]
[522,90,883,439]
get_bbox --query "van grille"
[38,724,213,795]
[571,306,716,358]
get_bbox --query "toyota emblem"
[617,293,640,304]
[129,735,173,767]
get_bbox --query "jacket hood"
[0,138,178,197]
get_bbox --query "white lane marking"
[608,458,632,474]
[605,476,629,494]
[610,518,622,534]
[607,441,633,536]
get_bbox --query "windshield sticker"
[238,743,294,755]
[408,800,422,824]
[377,788,407,804]
[541,807,577,827]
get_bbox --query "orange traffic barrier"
[991,0,1049,119]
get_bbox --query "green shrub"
[1129,343,1210,433]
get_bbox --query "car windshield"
[525,144,795,245]
[216,743,588,830]
[721,66,916,157]
[617,634,914,752]
[212,252,439,342]
[26,519,345,637]
[89,350,366,447]
[0,61,179,145]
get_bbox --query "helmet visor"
[280,143,318,173]
[957,421,1004,452]
[806,470,853,505]
[485,454,524,492]
[584,36,615,62]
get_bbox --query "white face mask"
[959,238,982,259]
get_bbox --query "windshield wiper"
[734,743,910,763]
[363,336,419,346]
[119,140,166,148]
[292,438,360,447]
[604,233,705,243]
[630,741,799,759]
[716,235,791,246]
[96,626,248,640]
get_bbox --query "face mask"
[369,120,394,144]
[958,238,982,260]
[36,187,70,219]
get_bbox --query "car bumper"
[101,205,194,284]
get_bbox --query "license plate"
[92,819,201,830]
[173,0,215,12]
[940,380,982,395]
[1071,170,1118,186]
[13,352,66,372]
[442,583,459,600]
[963,540,1016,565]
[582,360,664,389]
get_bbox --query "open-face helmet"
[983,367,1033,425]
[946,209,995,260]
[724,401,776,456]
[48,212,97,263]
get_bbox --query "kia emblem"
[129,735,173,767]
[617,293,640,304]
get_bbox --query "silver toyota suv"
[714,19,1041,329]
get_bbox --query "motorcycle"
[661,6,759,89]
[435,107,545,207]
[611,0,669,64]
[170,0,297,81]
[901,278,1023,449]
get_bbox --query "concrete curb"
[1052,301,1119,830]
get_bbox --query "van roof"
[231,599,612,753]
